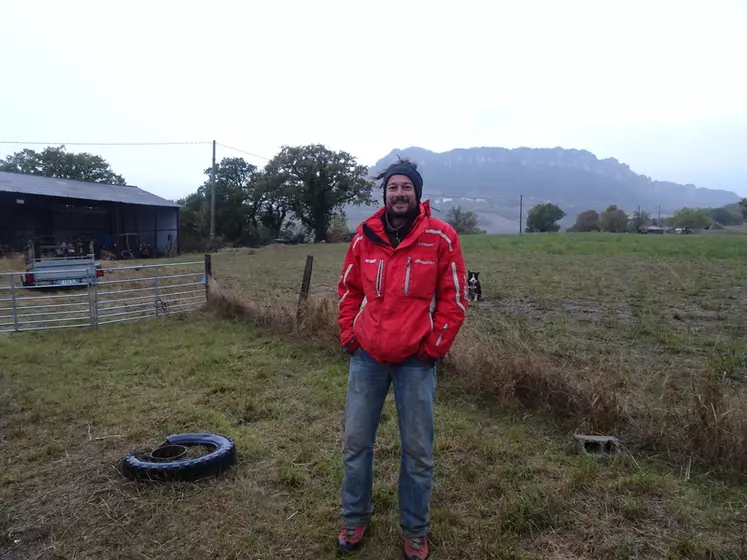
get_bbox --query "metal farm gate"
[0,261,206,333]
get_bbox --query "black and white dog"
[466,270,482,302]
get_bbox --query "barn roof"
[0,171,180,208]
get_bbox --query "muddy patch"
[473,296,635,326]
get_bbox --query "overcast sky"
[2,0,746,200]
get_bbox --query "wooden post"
[296,255,314,326]
[204,254,212,302]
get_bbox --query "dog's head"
[468,270,480,285]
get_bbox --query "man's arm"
[337,234,364,353]
[419,228,468,361]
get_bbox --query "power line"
[215,142,270,161]
[0,139,272,161]
[0,138,273,164]
[0,140,211,146]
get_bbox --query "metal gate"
[0,260,206,333]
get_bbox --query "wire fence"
[0,260,207,334]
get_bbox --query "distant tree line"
[521,199,747,234]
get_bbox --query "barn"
[0,171,180,258]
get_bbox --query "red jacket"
[337,200,468,365]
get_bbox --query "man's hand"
[416,347,437,367]
[343,338,360,355]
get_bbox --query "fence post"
[296,255,314,327]
[92,271,99,329]
[154,265,160,317]
[204,254,212,302]
[9,275,19,333]
[88,267,98,329]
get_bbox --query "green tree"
[446,205,483,234]
[177,157,259,245]
[0,145,126,184]
[251,170,295,239]
[710,205,743,226]
[600,205,629,232]
[739,199,747,220]
[525,203,565,233]
[178,191,211,242]
[670,207,712,230]
[571,209,601,232]
[327,213,351,242]
[262,144,374,242]
[630,210,651,232]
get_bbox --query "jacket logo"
[418,242,435,247]
[364,258,377,263]
[415,259,435,265]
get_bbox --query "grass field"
[2,232,747,559]
[211,233,747,474]
[2,314,747,559]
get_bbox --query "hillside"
[345,146,741,233]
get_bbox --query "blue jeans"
[341,348,437,537]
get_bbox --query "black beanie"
[381,164,423,204]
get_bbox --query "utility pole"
[519,194,523,234]
[210,140,216,238]
[658,205,661,222]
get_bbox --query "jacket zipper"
[376,259,384,297]
[435,324,448,346]
[353,297,367,329]
[404,257,412,295]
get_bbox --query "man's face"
[385,174,418,218]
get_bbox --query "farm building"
[0,171,180,258]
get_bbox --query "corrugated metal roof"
[0,171,181,208]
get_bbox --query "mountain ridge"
[346,146,740,233]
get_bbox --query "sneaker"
[403,535,430,559]
[337,524,367,551]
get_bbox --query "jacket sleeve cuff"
[342,338,360,355]
[417,347,438,365]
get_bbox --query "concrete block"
[574,434,621,457]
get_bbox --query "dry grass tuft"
[445,321,624,433]
[0,254,24,273]
[689,372,747,470]
[208,279,340,350]
[646,372,747,473]
[208,279,296,332]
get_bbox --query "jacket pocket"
[405,258,437,300]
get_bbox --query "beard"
[386,196,418,218]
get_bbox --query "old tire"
[121,433,236,482]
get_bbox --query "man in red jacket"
[336,158,468,559]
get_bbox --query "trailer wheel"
[121,433,236,482]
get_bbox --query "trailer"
[21,240,103,288]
